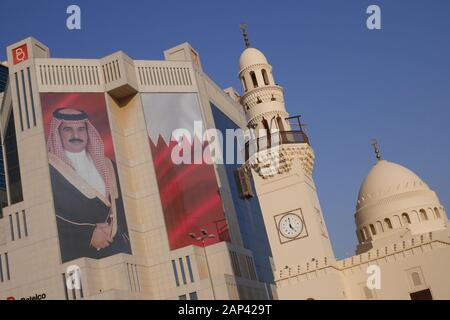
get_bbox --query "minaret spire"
[371,139,382,161]
[240,23,250,48]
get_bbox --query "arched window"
[384,218,393,229]
[376,221,384,233]
[261,119,270,148]
[250,71,258,88]
[411,272,422,286]
[241,77,248,92]
[402,213,411,224]
[360,229,366,242]
[363,227,370,240]
[370,224,377,236]
[276,116,285,131]
[262,69,270,85]
[419,209,428,221]
[434,207,441,219]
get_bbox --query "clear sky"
[1,0,449,259]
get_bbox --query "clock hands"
[288,218,297,232]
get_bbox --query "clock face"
[278,213,304,239]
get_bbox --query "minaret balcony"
[244,129,310,162]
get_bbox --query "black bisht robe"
[49,154,132,263]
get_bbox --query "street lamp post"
[189,229,217,300]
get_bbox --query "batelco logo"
[6,293,47,300]
[21,293,47,300]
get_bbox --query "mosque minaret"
[238,26,336,278]
[239,27,450,300]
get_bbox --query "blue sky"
[1,0,449,258]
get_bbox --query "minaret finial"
[240,23,250,48]
[370,139,382,161]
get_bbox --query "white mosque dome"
[354,159,446,248]
[239,47,268,71]
[356,160,429,211]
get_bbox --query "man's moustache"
[69,138,84,143]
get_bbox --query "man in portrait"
[47,108,131,262]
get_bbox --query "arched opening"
[410,210,419,224]
[428,208,434,220]
[411,272,422,286]
[360,229,366,242]
[401,213,411,224]
[262,69,270,85]
[376,221,384,233]
[276,116,285,132]
[393,215,401,228]
[384,218,393,229]
[434,207,441,219]
[363,227,370,240]
[419,209,428,221]
[250,71,258,88]
[261,118,270,148]
[369,224,377,236]
[241,76,248,92]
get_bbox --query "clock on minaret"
[274,209,308,244]
[237,30,336,269]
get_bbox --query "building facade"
[0,37,275,300]
[0,35,449,300]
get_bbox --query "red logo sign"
[12,44,28,65]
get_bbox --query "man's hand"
[90,223,112,250]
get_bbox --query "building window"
[9,214,14,241]
[22,210,28,237]
[178,294,187,300]
[434,207,441,219]
[186,256,195,283]
[0,140,7,219]
[189,292,198,300]
[384,218,393,229]
[15,212,21,239]
[363,227,370,240]
[245,256,257,281]
[5,252,10,280]
[171,259,180,287]
[250,71,258,88]
[179,257,187,285]
[401,213,411,224]
[62,273,69,300]
[235,168,253,199]
[0,254,3,282]
[369,224,377,236]
[4,112,23,204]
[419,209,428,221]
[230,251,241,277]
[261,69,269,85]
[411,272,422,286]
[241,77,248,92]
[359,229,366,242]
[276,116,285,131]
[376,221,384,233]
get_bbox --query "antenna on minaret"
[370,139,382,161]
[240,23,251,48]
